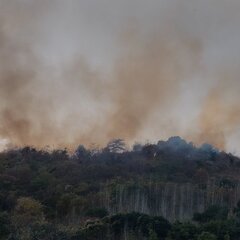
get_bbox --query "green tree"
[30,222,69,240]
[168,222,198,240]
[12,197,45,240]
[193,205,229,223]
[13,197,44,226]
[148,228,158,240]
[224,234,230,240]
[0,211,11,239]
[104,139,126,153]
[197,232,217,240]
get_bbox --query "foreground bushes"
[1,205,240,240]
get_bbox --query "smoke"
[191,73,240,150]
[0,1,106,148]
[0,0,240,153]
[106,30,202,141]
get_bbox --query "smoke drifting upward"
[193,76,240,150]
[0,0,240,153]
[0,3,105,148]
[106,31,202,141]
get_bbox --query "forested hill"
[1,136,239,191]
[1,136,240,239]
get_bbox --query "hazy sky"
[1,0,240,153]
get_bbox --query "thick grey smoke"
[0,0,240,153]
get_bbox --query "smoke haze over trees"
[2,1,240,239]
[0,1,240,153]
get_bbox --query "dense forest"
[1,136,240,239]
